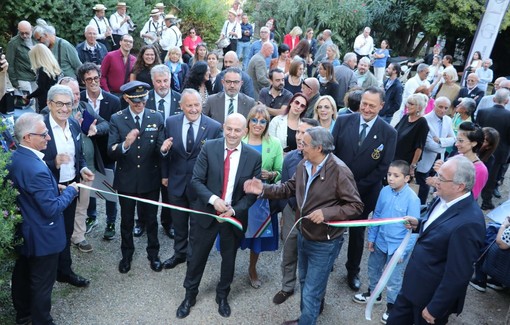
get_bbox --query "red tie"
[221,148,236,200]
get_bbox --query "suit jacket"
[203,92,257,124]
[454,86,485,107]
[212,70,256,99]
[161,114,222,198]
[108,108,165,193]
[416,112,455,173]
[42,116,87,183]
[191,138,261,234]
[476,104,510,163]
[401,195,485,318]
[333,64,357,100]
[332,113,397,213]
[80,89,121,165]
[8,147,77,257]
[247,53,271,100]
[379,78,403,117]
[145,89,182,118]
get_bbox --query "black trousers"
[183,220,241,299]
[137,184,171,229]
[57,197,77,277]
[223,39,238,56]
[387,294,450,325]
[119,190,160,260]
[12,253,59,325]
[168,192,196,259]
[481,160,504,204]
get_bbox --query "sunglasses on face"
[250,118,267,125]
[293,100,307,109]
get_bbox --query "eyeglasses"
[437,174,454,183]
[293,100,307,109]
[250,118,267,125]
[84,76,100,83]
[302,80,311,90]
[29,131,49,138]
[50,100,73,108]
[224,80,241,85]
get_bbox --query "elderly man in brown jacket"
[244,126,363,325]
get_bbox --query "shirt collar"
[443,192,471,207]
[20,144,45,161]
[86,90,104,102]
[359,114,378,129]
[49,113,69,131]
[224,141,243,152]
[129,108,144,121]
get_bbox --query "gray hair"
[306,126,335,154]
[84,25,98,34]
[224,67,242,77]
[459,97,476,115]
[435,96,451,107]
[417,63,429,73]
[484,58,493,66]
[494,88,510,105]
[47,84,74,104]
[449,155,475,192]
[343,52,357,63]
[14,113,44,143]
[359,56,371,66]
[180,88,202,104]
[443,68,457,80]
[33,18,56,36]
[151,64,170,79]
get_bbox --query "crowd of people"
[1,1,510,325]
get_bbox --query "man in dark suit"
[379,63,403,124]
[453,73,485,107]
[42,84,95,288]
[161,88,222,269]
[476,88,510,210]
[211,51,255,99]
[332,86,397,291]
[8,113,79,325]
[78,62,122,240]
[388,156,485,325]
[176,113,261,319]
[203,67,256,124]
[140,64,182,238]
[108,81,173,274]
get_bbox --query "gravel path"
[46,172,510,324]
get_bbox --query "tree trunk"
[412,35,429,58]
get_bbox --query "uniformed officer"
[108,81,173,274]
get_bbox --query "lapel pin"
[373,135,377,139]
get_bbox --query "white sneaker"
[353,291,382,304]
[381,311,389,324]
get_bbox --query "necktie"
[438,118,443,137]
[135,115,141,130]
[221,149,236,200]
[186,122,194,153]
[359,123,368,146]
[228,98,234,116]
[158,99,165,116]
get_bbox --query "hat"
[93,4,107,10]
[116,2,128,7]
[150,9,160,16]
[164,14,177,20]
[228,9,237,16]
[120,81,150,102]
[155,2,166,8]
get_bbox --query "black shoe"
[319,297,325,314]
[481,201,495,210]
[133,224,145,237]
[15,316,32,325]
[119,259,131,274]
[273,290,294,304]
[149,257,163,272]
[216,297,231,317]
[163,226,175,239]
[176,297,196,319]
[57,273,90,287]
[347,273,361,291]
[162,255,186,269]
[494,187,502,198]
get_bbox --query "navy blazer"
[145,89,182,118]
[161,114,222,198]
[42,116,87,183]
[453,86,485,107]
[8,147,77,256]
[80,90,121,165]
[380,79,403,118]
[400,195,485,318]
[191,138,261,233]
[476,104,510,163]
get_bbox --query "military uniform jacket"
[108,108,165,193]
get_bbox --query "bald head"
[494,77,507,91]
[18,20,32,40]
[261,42,274,58]
[302,77,319,96]
[223,51,239,68]
[323,29,332,40]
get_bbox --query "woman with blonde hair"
[325,43,340,67]
[26,43,62,111]
[164,46,189,93]
[240,105,283,288]
[284,26,303,51]
[313,95,337,132]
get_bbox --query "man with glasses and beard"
[7,20,37,93]
[258,68,293,116]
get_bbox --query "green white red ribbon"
[77,183,243,231]
[325,217,406,228]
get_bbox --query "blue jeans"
[367,245,407,304]
[297,232,343,325]
[237,41,251,70]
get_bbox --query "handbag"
[482,240,510,287]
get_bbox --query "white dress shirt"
[423,192,470,231]
[49,115,76,183]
